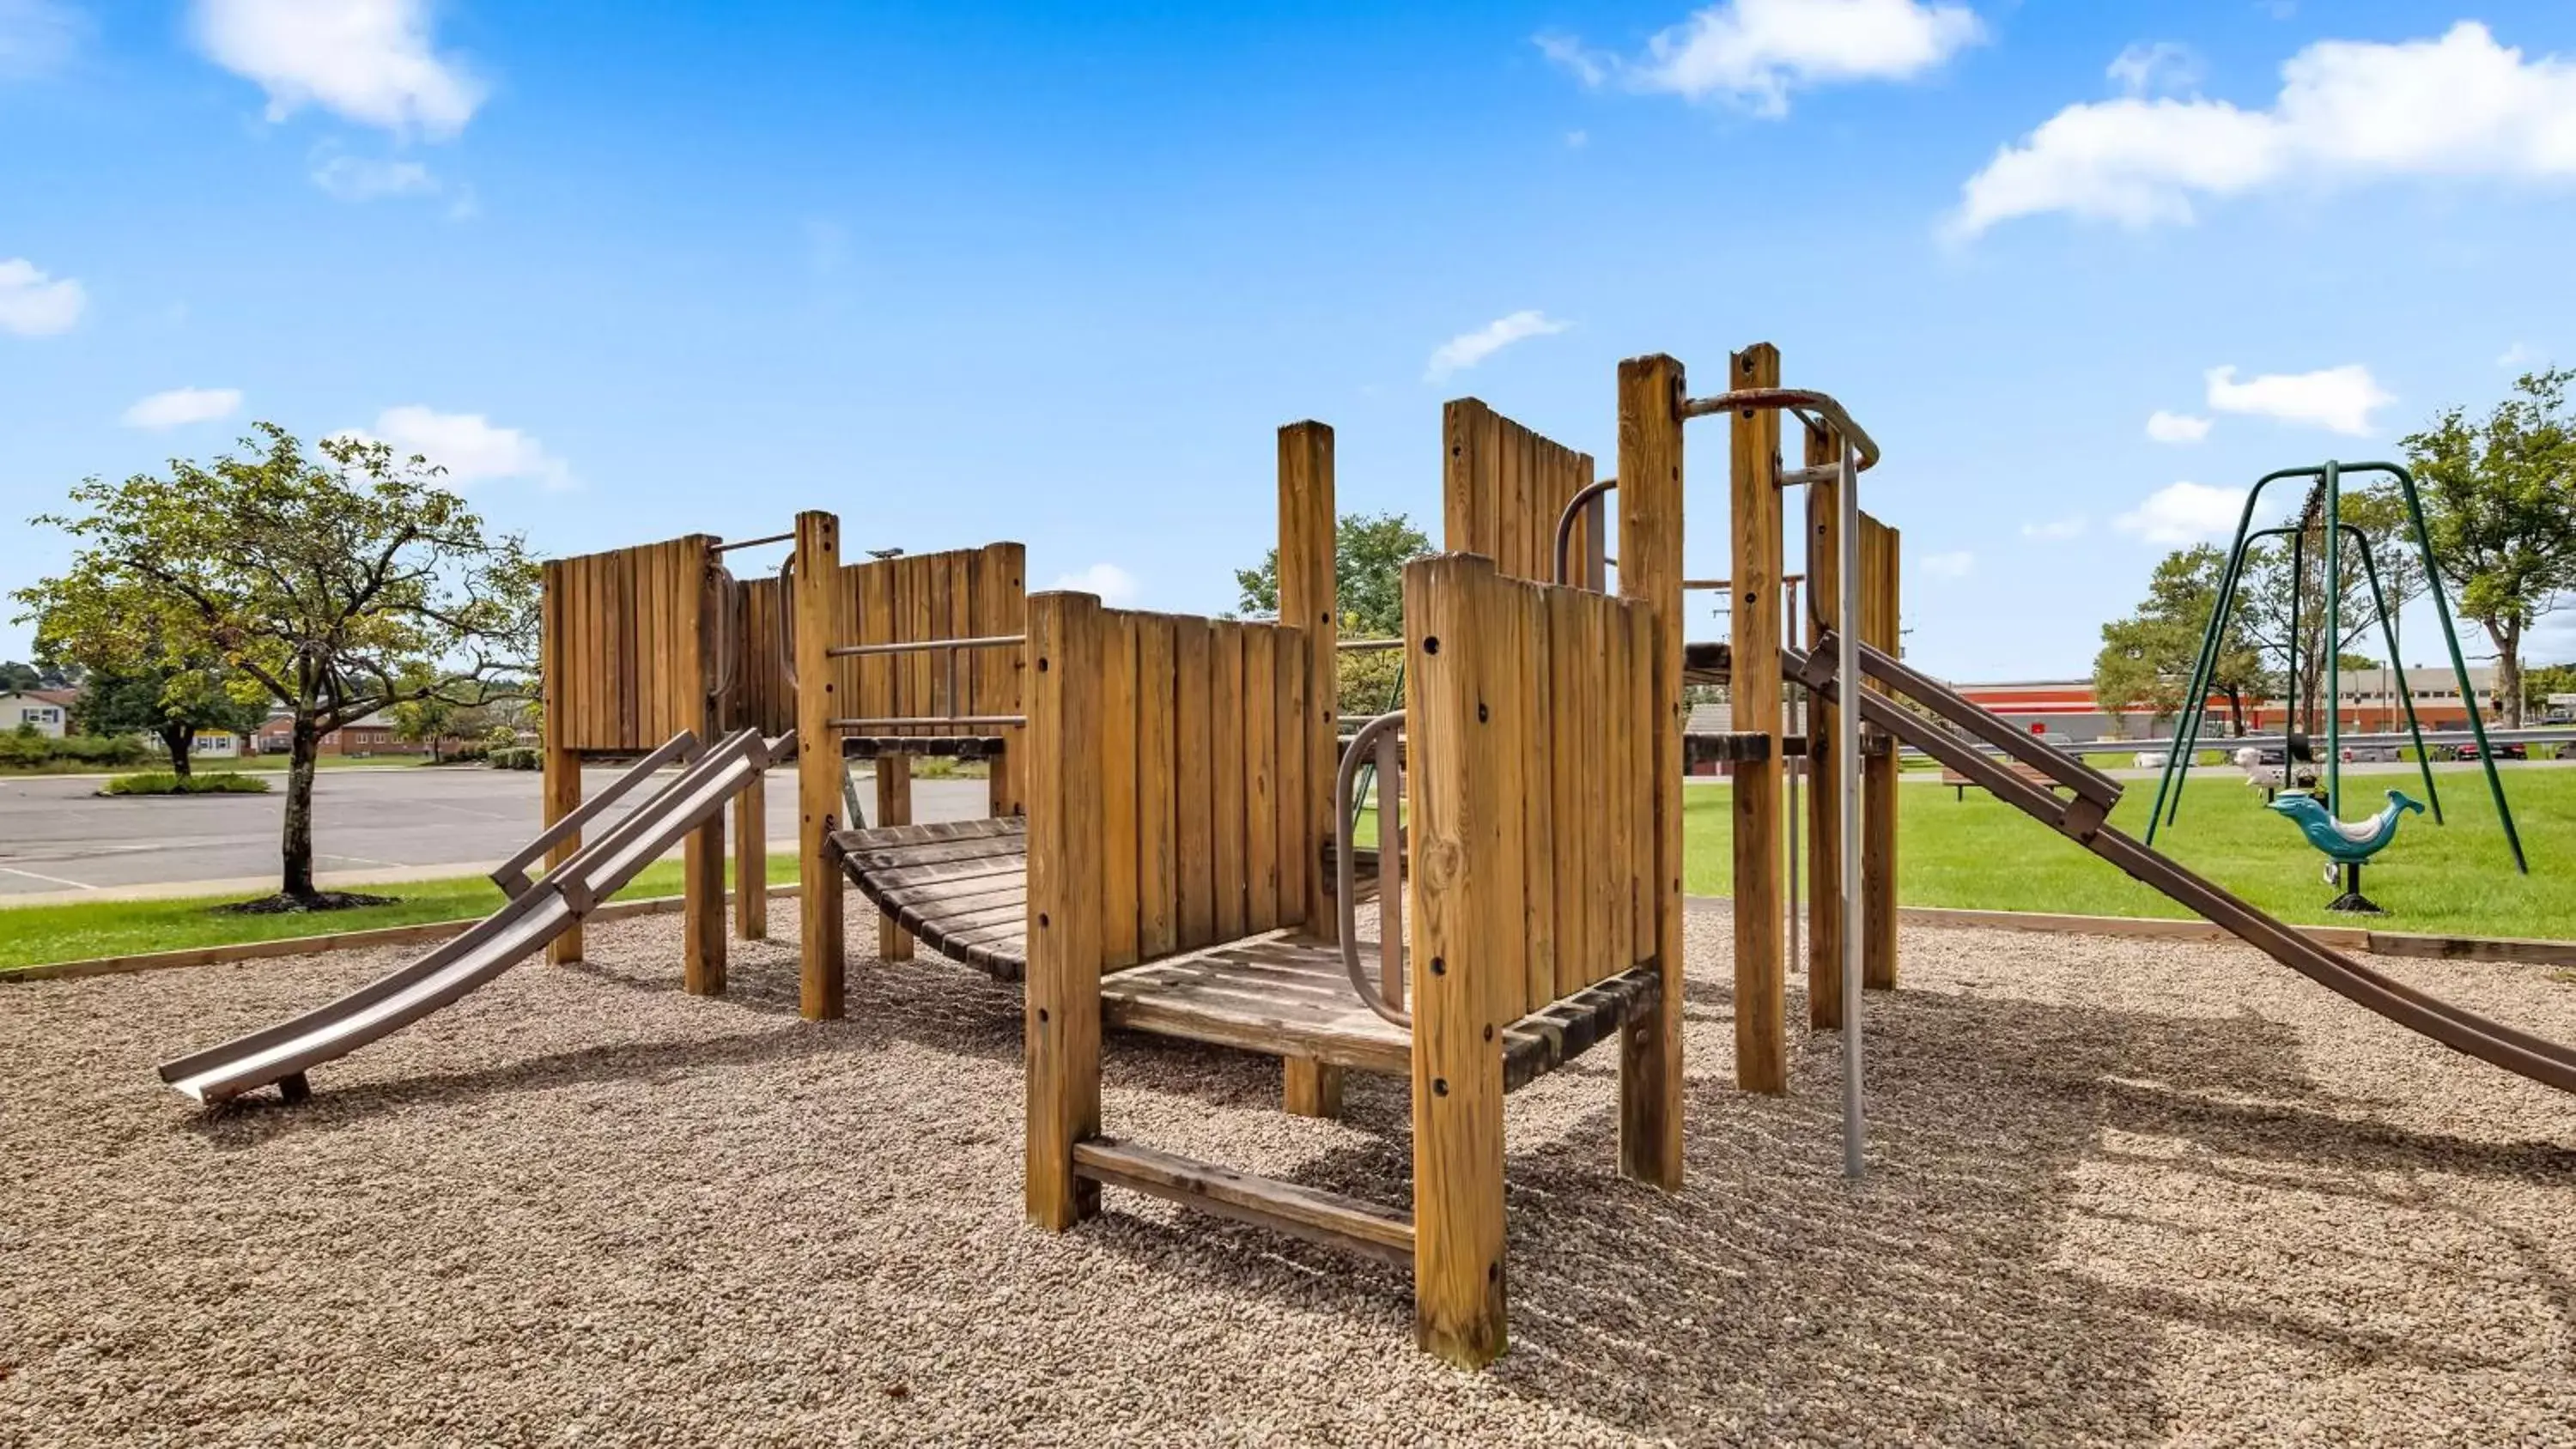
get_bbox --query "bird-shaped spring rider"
[2266,788,2427,914]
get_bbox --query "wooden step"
[1072,1137,1414,1268]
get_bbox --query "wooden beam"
[875,754,915,961]
[1026,591,1105,1232]
[1281,1057,1345,1119]
[679,538,726,996]
[733,770,767,940]
[541,561,585,965]
[1727,343,1789,1094]
[1404,553,1510,1368]
[1615,353,1689,1186]
[1805,418,1844,1030]
[1861,513,1902,991]
[793,510,847,1020]
[1072,1138,1413,1268]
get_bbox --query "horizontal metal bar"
[824,633,1026,659]
[829,714,1027,729]
[1686,573,1807,591]
[1680,387,1882,473]
[1336,637,1405,652]
[712,530,793,554]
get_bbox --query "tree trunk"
[283,718,321,900]
[2489,616,2524,729]
[2226,687,2246,736]
[159,724,195,779]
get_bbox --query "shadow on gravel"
[1056,968,2338,1444]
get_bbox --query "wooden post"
[1277,421,1344,1119]
[1614,354,1688,1187]
[1405,554,1510,1368]
[540,561,585,965]
[1025,591,1104,1231]
[1805,421,1844,1030]
[793,511,846,1020]
[1861,515,1902,991]
[875,754,915,960]
[1725,343,1789,1094]
[733,771,767,939]
[680,539,726,996]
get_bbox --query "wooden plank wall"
[1400,555,1656,1028]
[725,544,1028,791]
[1442,399,1604,590]
[1045,603,1311,971]
[549,536,719,754]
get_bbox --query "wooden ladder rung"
[1071,1137,1414,1269]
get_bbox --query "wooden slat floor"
[833,817,1030,980]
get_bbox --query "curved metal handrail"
[1334,710,1410,1029]
[1679,386,1882,474]
[708,563,744,705]
[1552,477,1619,586]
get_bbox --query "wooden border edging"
[0,883,806,985]
[1681,895,2573,967]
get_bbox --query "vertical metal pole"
[2354,531,2443,823]
[1786,575,1801,991]
[1838,440,1863,1181]
[2324,461,2344,815]
[2287,522,2306,761]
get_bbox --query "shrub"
[486,746,541,770]
[102,771,271,796]
[0,730,155,770]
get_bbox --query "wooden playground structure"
[503,343,1911,1367]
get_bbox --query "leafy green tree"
[16,425,538,906]
[0,661,40,692]
[2525,660,2576,715]
[1236,511,1431,720]
[2403,367,2576,727]
[2093,545,2266,737]
[69,662,266,778]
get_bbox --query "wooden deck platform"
[1103,933,1659,1092]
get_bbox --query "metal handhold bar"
[1552,477,1619,586]
[776,555,799,694]
[824,633,1027,659]
[712,530,794,555]
[1337,637,1406,652]
[1334,710,1411,1029]
[828,714,1026,730]
[1679,387,1882,474]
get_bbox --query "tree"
[69,662,266,777]
[2092,545,2267,737]
[1236,511,1432,721]
[2403,367,2576,727]
[0,659,78,691]
[1236,512,1431,640]
[16,425,538,906]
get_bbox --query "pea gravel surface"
[5,901,2573,1446]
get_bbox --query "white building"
[2,689,76,738]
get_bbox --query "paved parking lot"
[0,766,989,900]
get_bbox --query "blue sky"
[5,0,2574,680]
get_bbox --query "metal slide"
[156,727,789,1105]
[1788,639,2576,1096]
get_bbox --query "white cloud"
[0,0,82,79]
[121,386,242,430]
[2204,363,2391,436]
[341,406,574,489]
[1953,22,2576,237]
[2497,341,2543,369]
[1052,563,1139,607]
[2020,516,2086,542]
[1540,0,1981,117]
[309,152,437,200]
[1917,549,1975,579]
[2114,481,2247,545]
[1425,310,1570,382]
[192,0,484,138]
[1564,129,1589,149]
[0,257,83,336]
[2107,41,2202,98]
[2145,409,2212,444]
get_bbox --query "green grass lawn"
[1683,764,2576,940]
[0,852,800,972]
[0,753,442,778]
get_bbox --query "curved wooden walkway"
[832,816,1030,979]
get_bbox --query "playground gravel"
[5,906,2574,1447]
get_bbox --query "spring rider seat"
[2266,788,2426,914]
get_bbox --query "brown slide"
[156,728,789,1106]
[1789,640,2576,1095]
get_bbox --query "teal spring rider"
[2267,788,2426,915]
